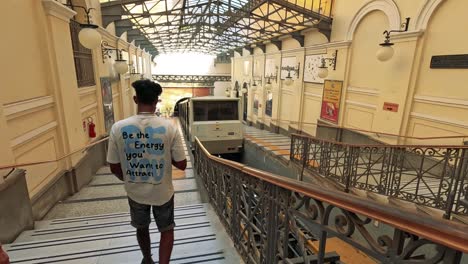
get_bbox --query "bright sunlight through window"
[152,53,216,75]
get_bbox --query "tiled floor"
[243,126,292,162]
[5,119,241,264]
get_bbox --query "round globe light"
[241,87,248,94]
[318,67,329,79]
[78,24,101,49]
[114,60,129,74]
[376,45,394,62]
[284,77,294,86]
[225,90,230,97]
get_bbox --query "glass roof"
[102,0,333,55]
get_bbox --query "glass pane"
[193,101,238,121]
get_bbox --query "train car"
[178,96,243,154]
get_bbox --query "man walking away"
[107,79,187,264]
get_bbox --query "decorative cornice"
[306,41,352,51]
[346,0,401,41]
[415,0,447,31]
[42,0,77,23]
[304,92,322,99]
[3,96,54,121]
[347,86,380,96]
[391,30,425,42]
[411,112,468,129]
[80,103,98,114]
[78,87,96,97]
[346,100,377,110]
[414,95,468,109]
[11,121,58,148]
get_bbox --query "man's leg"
[153,196,176,264]
[128,198,154,264]
[137,227,153,263]
[159,228,174,264]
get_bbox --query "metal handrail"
[289,134,468,218]
[290,133,468,148]
[194,137,468,254]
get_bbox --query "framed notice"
[320,80,343,123]
[100,77,115,132]
[304,54,325,84]
[265,92,273,117]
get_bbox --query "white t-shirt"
[106,115,185,205]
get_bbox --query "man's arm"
[109,163,124,181]
[172,159,187,171]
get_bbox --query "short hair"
[132,79,162,105]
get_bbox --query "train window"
[193,101,238,121]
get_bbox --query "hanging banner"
[320,80,343,123]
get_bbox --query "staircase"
[4,120,240,263]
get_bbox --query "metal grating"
[70,20,96,87]
[101,0,333,55]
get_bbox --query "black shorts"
[128,196,175,232]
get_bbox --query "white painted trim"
[347,86,380,96]
[414,95,468,109]
[306,41,352,50]
[415,0,446,31]
[304,92,322,99]
[281,89,294,95]
[391,30,425,41]
[80,103,98,114]
[11,122,58,148]
[78,87,96,97]
[42,0,77,22]
[346,0,401,41]
[3,96,54,120]
[410,112,468,129]
[346,100,377,110]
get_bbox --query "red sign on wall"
[320,80,343,123]
[383,102,399,112]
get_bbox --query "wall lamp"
[241,82,248,94]
[377,17,411,62]
[225,88,231,97]
[61,1,101,49]
[251,77,262,88]
[101,41,129,74]
[318,50,338,79]
[281,63,300,86]
[264,66,278,89]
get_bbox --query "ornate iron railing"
[194,137,467,263]
[290,134,468,219]
[152,74,231,87]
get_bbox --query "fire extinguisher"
[0,244,9,264]
[88,117,96,138]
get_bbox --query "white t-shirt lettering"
[107,116,185,205]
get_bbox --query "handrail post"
[445,146,467,219]
[300,137,310,181]
[344,145,354,193]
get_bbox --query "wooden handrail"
[0,136,109,170]
[195,137,468,253]
[291,133,468,149]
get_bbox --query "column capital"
[42,0,77,23]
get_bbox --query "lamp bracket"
[381,17,411,45]
[61,1,95,25]
[281,63,300,78]
[320,50,338,70]
[101,41,126,63]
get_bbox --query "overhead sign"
[430,54,468,69]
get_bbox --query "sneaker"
[141,258,155,264]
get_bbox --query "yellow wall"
[233,0,468,145]
[0,0,152,197]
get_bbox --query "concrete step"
[15,205,208,242]
[5,204,237,264]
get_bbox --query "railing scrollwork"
[194,137,468,264]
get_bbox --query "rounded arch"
[414,0,447,31]
[346,0,401,41]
